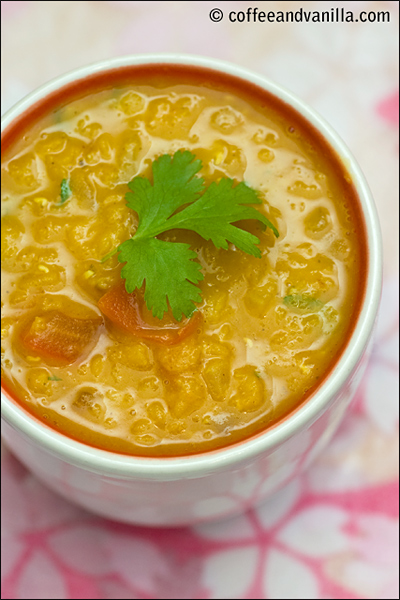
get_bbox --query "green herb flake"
[48,375,62,381]
[283,294,324,311]
[60,178,72,204]
[105,150,278,321]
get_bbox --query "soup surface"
[1,65,365,456]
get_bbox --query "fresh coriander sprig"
[104,150,278,321]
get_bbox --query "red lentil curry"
[1,65,366,456]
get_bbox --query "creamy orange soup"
[1,65,366,456]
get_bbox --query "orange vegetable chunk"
[22,311,102,364]
[98,282,201,345]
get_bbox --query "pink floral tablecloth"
[1,2,398,598]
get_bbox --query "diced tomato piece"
[22,311,102,364]
[98,282,201,345]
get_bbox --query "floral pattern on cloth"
[1,1,398,598]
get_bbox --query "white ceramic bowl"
[1,54,382,526]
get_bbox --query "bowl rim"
[1,52,383,478]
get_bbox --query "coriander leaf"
[163,178,279,257]
[108,150,279,320]
[119,237,203,320]
[60,178,72,203]
[126,151,204,240]
[48,375,62,381]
